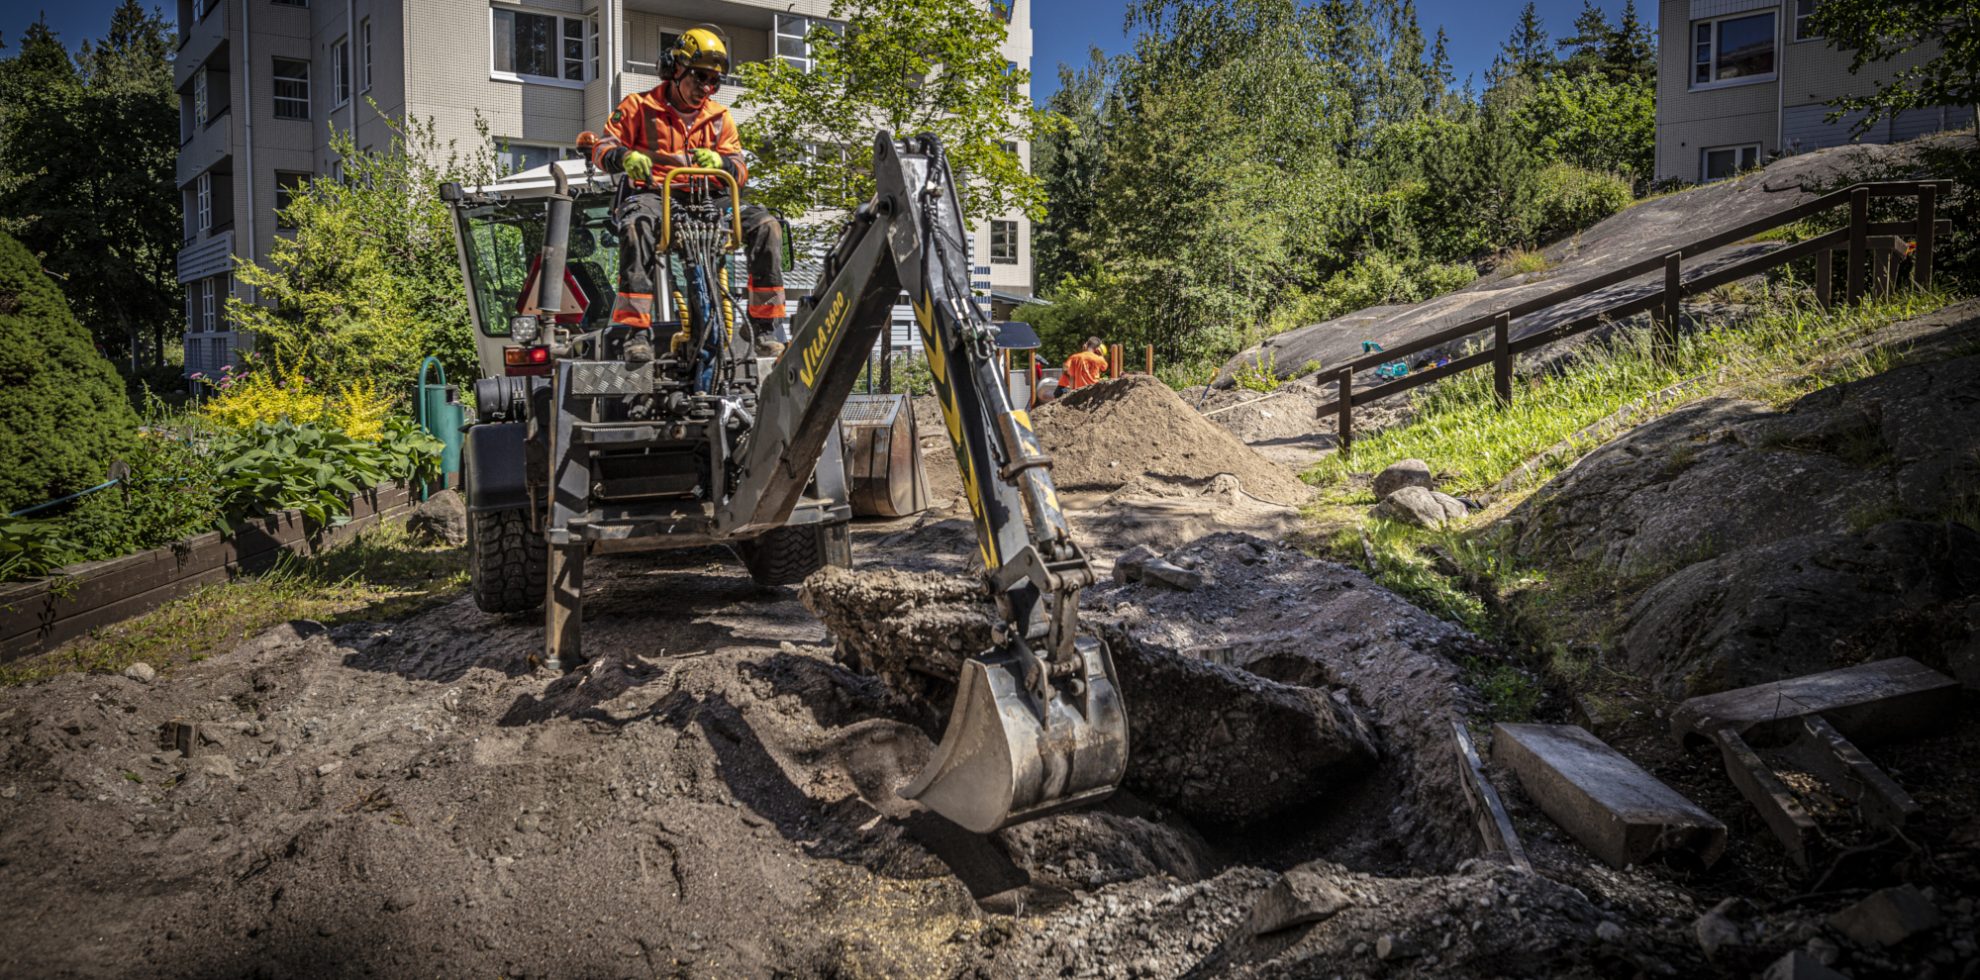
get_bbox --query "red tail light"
[504,345,551,376]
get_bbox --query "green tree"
[1033,50,1116,292]
[1491,2,1555,85]
[229,112,497,390]
[0,4,180,370]
[0,231,138,513]
[1513,72,1656,181]
[733,0,1064,238]
[1808,0,1980,139]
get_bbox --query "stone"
[1247,863,1354,935]
[1671,658,1961,747]
[122,662,156,684]
[1762,950,1850,980]
[1110,545,1161,585]
[406,489,468,546]
[1376,933,1415,961]
[316,760,343,777]
[1491,723,1725,869]
[1374,486,1469,528]
[197,755,237,780]
[1828,884,1942,946]
[1138,558,1204,591]
[1694,899,1745,957]
[1595,921,1624,943]
[1372,459,1433,501]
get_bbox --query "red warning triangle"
[516,256,591,325]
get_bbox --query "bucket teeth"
[900,636,1128,833]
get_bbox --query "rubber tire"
[734,521,852,587]
[468,508,546,614]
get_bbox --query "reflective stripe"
[611,291,654,328]
[748,302,785,319]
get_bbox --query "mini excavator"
[441,132,1127,832]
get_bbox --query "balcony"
[176,114,232,188]
[174,1,227,90]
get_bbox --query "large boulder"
[1622,520,1980,696]
[1375,486,1468,527]
[1372,458,1433,500]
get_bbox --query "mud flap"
[900,636,1128,833]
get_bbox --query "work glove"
[622,150,654,184]
[690,147,722,169]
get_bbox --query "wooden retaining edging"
[0,483,416,663]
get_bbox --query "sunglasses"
[689,69,722,89]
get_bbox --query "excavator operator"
[586,26,787,364]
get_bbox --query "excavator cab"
[440,134,1127,833]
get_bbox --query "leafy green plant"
[1501,249,1551,275]
[212,418,440,531]
[1232,352,1283,393]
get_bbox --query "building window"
[360,18,373,91]
[492,8,587,83]
[193,69,208,127]
[990,220,1018,264]
[774,14,842,73]
[1691,12,1775,87]
[331,36,351,107]
[272,57,310,119]
[588,14,599,81]
[200,277,217,332]
[1700,144,1761,182]
[1793,0,1819,40]
[274,170,310,228]
[495,140,575,175]
[990,1,1013,23]
[196,172,212,233]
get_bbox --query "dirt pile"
[1034,377,1314,505]
[800,566,1381,826]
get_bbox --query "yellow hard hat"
[1095,343,1106,356]
[668,26,730,75]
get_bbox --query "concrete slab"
[1672,658,1960,747]
[1452,722,1530,872]
[1491,723,1726,869]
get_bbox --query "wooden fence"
[0,483,416,663]
[1313,180,1953,452]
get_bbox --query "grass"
[0,522,466,686]
[1501,249,1553,276]
[1303,289,1954,496]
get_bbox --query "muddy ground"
[2,374,1976,977]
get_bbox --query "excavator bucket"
[901,636,1129,833]
[838,394,930,518]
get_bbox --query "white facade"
[1655,0,1973,184]
[173,0,1036,375]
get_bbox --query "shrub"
[212,417,441,531]
[1232,351,1283,393]
[198,364,396,441]
[0,231,139,513]
[1271,253,1478,334]
[1528,163,1633,245]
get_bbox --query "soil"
[1034,377,1314,505]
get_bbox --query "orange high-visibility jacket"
[589,87,748,187]
[1062,350,1108,390]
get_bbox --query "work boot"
[750,318,786,359]
[754,339,785,359]
[622,330,654,364]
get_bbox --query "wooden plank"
[1847,187,1869,304]
[1916,186,1937,289]
[1675,229,1849,299]
[0,483,414,662]
[1816,249,1834,308]
[1335,368,1353,454]
[1656,253,1681,362]
[1492,313,1512,404]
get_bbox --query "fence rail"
[1313,180,1952,451]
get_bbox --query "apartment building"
[1655,0,1973,184]
[174,0,1036,375]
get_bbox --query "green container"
[416,356,465,498]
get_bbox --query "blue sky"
[1030,1,1643,102]
[3,0,1638,104]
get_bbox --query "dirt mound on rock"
[1034,377,1314,505]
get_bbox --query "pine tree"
[1424,26,1454,113]
[1608,0,1657,83]
[1376,0,1428,125]
[1493,2,1555,85]
[1558,1,1614,79]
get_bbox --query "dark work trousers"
[610,189,786,342]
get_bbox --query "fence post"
[1846,186,1869,304]
[1028,350,1038,409]
[1656,252,1681,363]
[1916,184,1937,290]
[1493,312,1513,405]
[1335,367,1353,456]
[1815,248,1834,308]
[1109,344,1123,378]
[1145,344,1155,376]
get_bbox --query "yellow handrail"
[650,167,744,253]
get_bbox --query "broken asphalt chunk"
[1828,884,1942,947]
[1247,862,1353,935]
[1491,722,1725,869]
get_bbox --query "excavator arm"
[716,132,1128,832]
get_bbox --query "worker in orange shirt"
[586,27,785,364]
[1061,336,1110,391]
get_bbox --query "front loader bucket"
[900,636,1129,833]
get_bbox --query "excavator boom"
[720,133,1128,831]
